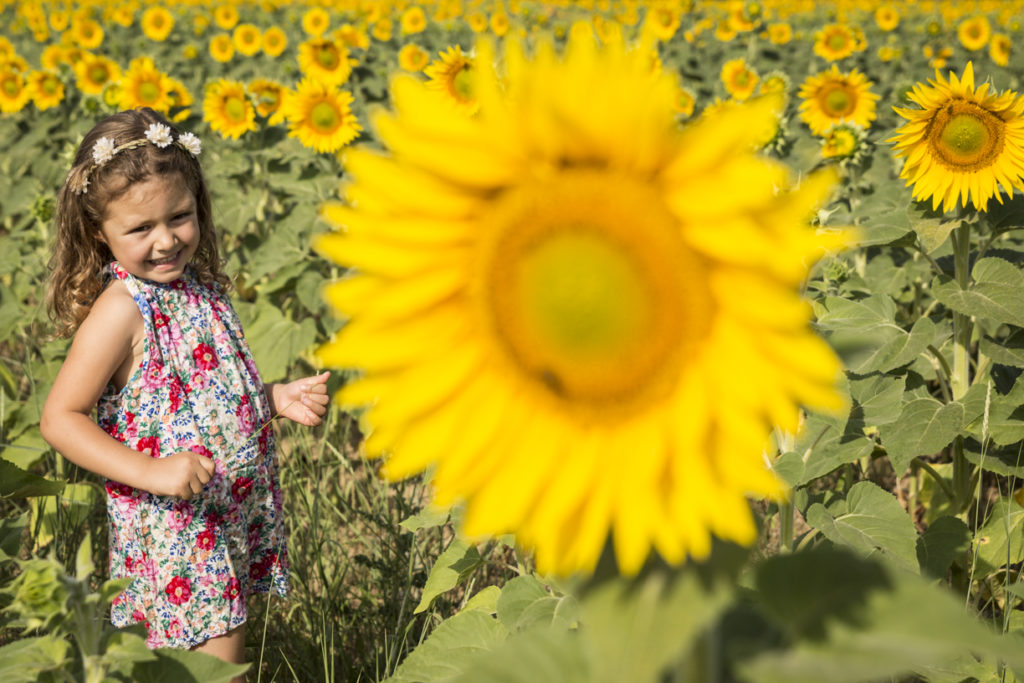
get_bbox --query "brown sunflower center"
[930,101,1004,170]
[2,77,18,96]
[827,31,849,50]
[311,101,340,132]
[819,83,855,117]
[90,65,108,83]
[478,169,708,416]
[317,46,339,69]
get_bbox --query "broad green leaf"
[856,315,936,374]
[131,648,249,683]
[496,575,550,630]
[414,539,483,614]
[847,373,904,427]
[832,174,916,247]
[0,511,28,560]
[772,412,874,488]
[914,216,958,255]
[932,258,1024,328]
[0,458,65,499]
[916,516,970,579]
[974,498,1024,576]
[462,585,501,614]
[582,566,734,683]
[75,529,94,580]
[235,299,319,382]
[0,637,70,683]
[979,329,1024,369]
[806,481,919,572]
[878,397,965,473]
[101,629,157,676]
[399,506,450,533]
[1,430,50,470]
[964,441,1024,478]
[450,629,587,683]
[384,609,508,683]
[742,548,1024,683]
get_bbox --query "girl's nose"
[154,225,178,251]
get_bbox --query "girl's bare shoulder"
[79,279,142,340]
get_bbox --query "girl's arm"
[40,282,214,500]
[265,371,330,426]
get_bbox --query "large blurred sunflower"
[249,78,287,125]
[400,6,427,34]
[117,57,174,112]
[282,78,361,152]
[141,6,174,42]
[424,45,476,114]
[213,4,239,30]
[990,33,1011,67]
[298,37,354,87]
[71,17,103,50]
[798,65,879,135]
[316,27,849,576]
[233,24,262,57]
[302,6,329,37]
[890,61,1024,213]
[874,5,899,31]
[398,43,429,72]
[209,33,234,63]
[263,26,288,57]
[203,79,258,139]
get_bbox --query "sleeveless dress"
[97,261,289,649]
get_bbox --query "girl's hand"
[144,450,216,500]
[269,371,331,426]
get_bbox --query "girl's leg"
[192,623,247,682]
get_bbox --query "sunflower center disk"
[452,66,473,101]
[931,103,1003,169]
[226,96,246,121]
[821,85,854,117]
[481,170,709,416]
[317,47,339,69]
[311,101,339,131]
[2,79,17,96]
[139,81,159,103]
[90,66,107,83]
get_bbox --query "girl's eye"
[173,212,193,222]
[131,225,151,233]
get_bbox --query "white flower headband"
[70,123,202,195]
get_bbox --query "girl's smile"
[98,173,199,283]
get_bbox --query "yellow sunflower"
[878,45,901,63]
[74,53,120,95]
[209,33,234,63]
[298,37,354,87]
[398,43,429,72]
[798,65,879,135]
[820,123,868,166]
[302,7,330,37]
[401,6,427,35]
[490,11,510,37]
[203,79,258,139]
[314,28,849,577]
[990,33,1011,67]
[959,15,992,51]
[372,18,393,42]
[424,45,477,114]
[0,36,15,60]
[48,9,70,32]
[71,17,103,50]
[166,77,193,122]
[281,78,361,152]
[40,44,66,70]
[875,5,899,31]
[813,23,856,61]
[249,78,287,125]
[334,24,370,51]
[263,26,288,57]
[767,22,792,44]
[674,84,696,118]
[233,23,262,56]
[27,70,64,110]
[0,67,31,114]
[117,57,174,113]
[141,6,174,42]
[890,61,1024,213]
[214,4,239,30]
[643,6,680,41]
[721,58,759,101]
[111,5,134,28]
[467,11,488,33]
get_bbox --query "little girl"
[40,108,329,671]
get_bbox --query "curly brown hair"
[47,108,230,338]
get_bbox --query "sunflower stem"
[778,497,795,554]
[951,222,974,513]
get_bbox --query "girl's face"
[97,173,200,283]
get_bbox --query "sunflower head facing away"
[316,24,851,577]
[890,61,1024,213]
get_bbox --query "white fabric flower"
[145,123,174,148]
[91,137,116,165]
[177,132,202,156]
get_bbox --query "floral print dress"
[98,261,288,649]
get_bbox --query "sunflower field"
[4,0,1024,681]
